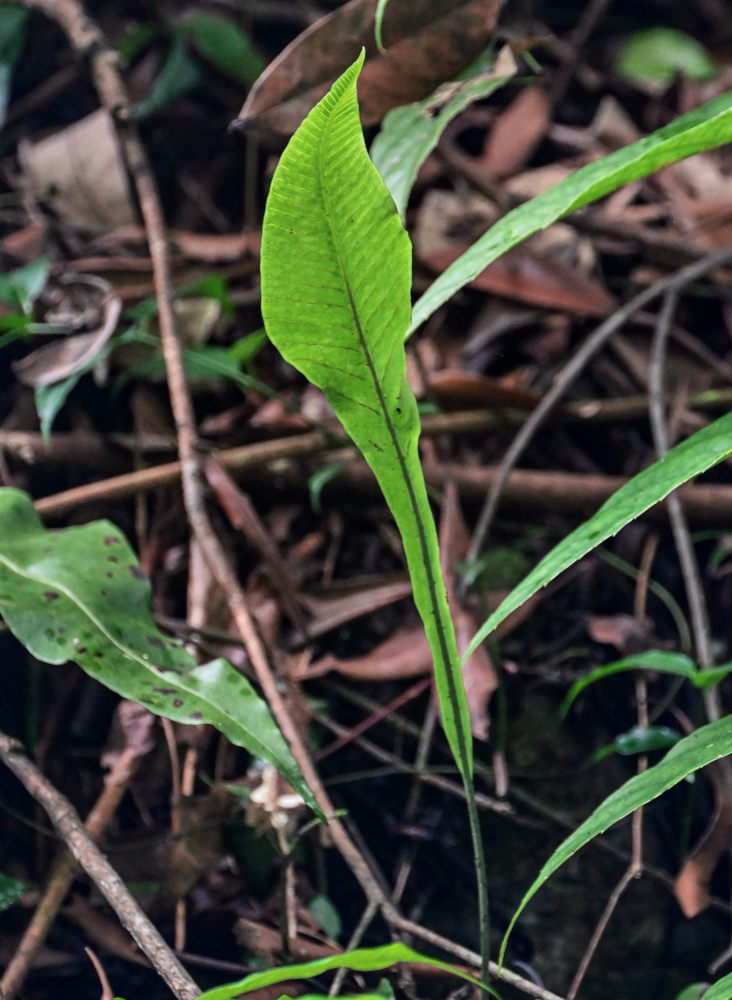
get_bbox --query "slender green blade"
[703,972,732,1000]
[0,488,319,816]
[195,942,494,1000]
[500,714,732,962]
[560,651,696,717]
[465,411,732,659]
[409,88,732,336]
[261,53,472,775]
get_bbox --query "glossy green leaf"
[616,28,717,87]
[35,372,84,442]
[178,13,265,86]
[409,89,732,336]
[702,972,732,1000]
[591,724,680,762]
[132,36,203,120]
[195,942,494,1000]
[0,256,49,312]
[559,649,732,717]
[0,4,28,129]
[0,489,319,816]
[307,893,341,939]
[465,411,732,660]
[260,54,472,777]
[371,68,515,220]
[674,986,711,1000]
[561,651,696,717]
[0,872,25,911]
[500,713,732,963]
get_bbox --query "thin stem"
[465,781,491,985]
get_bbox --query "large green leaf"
[409,88,732,336]
[500,714,732,962]
[0,4,29,130]
[0,489,319,816]
[464,411,732,660]
[260,54,472,777]
[195,942,493,1000]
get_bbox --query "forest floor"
[2,2,732,999]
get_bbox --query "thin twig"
[0,730,200,1000]
[1,708,151,998]
[465,243,732,565]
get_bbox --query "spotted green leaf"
[0,488,319,816]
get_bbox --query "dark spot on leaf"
[100,590,107,597]
[129,565,146,580]
[106,572,114,579]
[43,590,60,602]
[58,627,65,634]
[153,687,178,695]
[173,699,183,708]
[107,555,119,564]
[78,647,88,654]
[189,712,203,720]
[94,651,104,658]
[147,636,165,648]
[104,535,121,545]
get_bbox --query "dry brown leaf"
[426,370,542,411]
[22,110,136,231]
[235,0,501,134]
[586,614,657,654]
[12,292,121,387]
[296,574,413,640]
[100,701,157,772]
[300,624,432,681]
[480,85,551,178]
[235,917,339,963]
[423,245,614,316]
[439,479,497,741]
[675,794,732,917]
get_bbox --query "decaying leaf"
[12,291,121,387]
[480,85,551,178]
[414,189,614,316]
[675,793,732,917]
[299,625,433,682]
[235,0,501,134]
[22,109,136,231]
[439,479,497,741]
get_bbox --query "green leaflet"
[409,88,732,336]
[371,68,514,220]
[195,942,494,1000]
[260,53,472,776]
[500,714,732,963]
[0,489,320,817]
[465,411,732,659]
[561,650,732,716]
